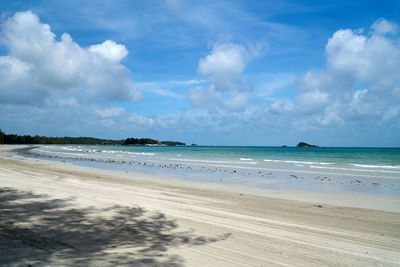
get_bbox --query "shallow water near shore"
[24,145,400,196]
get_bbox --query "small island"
[296,142,319,147]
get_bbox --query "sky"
[0,0,399,146]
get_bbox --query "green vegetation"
[160,141,186,146]
[123,138,159,145]
[0,129,4,144]
[0,130,186,146]
[123,138,186,146]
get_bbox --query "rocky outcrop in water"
[296,142,319,147]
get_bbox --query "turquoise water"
[28,145,400,196]
[36,145,400,168]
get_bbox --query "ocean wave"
[263,159,331,165]
[56,148,155,156]
[99,150,155,156]
[351,164,400,169]
[164,158,239,164]
[59,147,102,153]
[133,152,155,156]
[310,165,400,173]
[240,158,253,161]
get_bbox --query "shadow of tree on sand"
[0,187,230,266]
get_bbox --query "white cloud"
[198,43,248,91]
[94,106,127,118]
[239,18,400,133]
[269,99,292,114]
[382,106,400,121]
[255,74,295,98]
[127,113,155,128]
[348,89,369,114]
[295,89,330,114]
[371,18,399,35]
[0,56,45,104]
[89,40,129,62]
[298,70,353,94]
[224,92,251,111]
[192,42,257,111]
[0,11,141,104]
[282,18,400,129]
[315,103,343,126]
[326,25,400,88]
[189,85,221,108]
[136,79,204,99]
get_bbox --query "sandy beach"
[1,145,400,266]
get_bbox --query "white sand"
[1,145,400,266]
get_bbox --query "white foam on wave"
[310,165,400,174]
[164,158,238,165]
[89,150,155,156]
[351,164,400,169]
[164,157,259,166]
[59,147,103,153]
[264,159,330,165]
[50,146,156,157]
[133,152,155,156]
[240,158,253,161]
[60,147,84,152]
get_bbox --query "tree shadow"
[0,187,230,266]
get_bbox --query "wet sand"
[1,145,400,266]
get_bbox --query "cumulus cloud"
[269,99,292,114]
[223,91,251,110]
[288,18,400,129]
[89,40,129,62]
[189,85,221,108]
[198,43,248,91]
[191,42,257,111]
[295,89,330,114]
[233,17,400,139]
[0,56,46,104]
[326,27,400,87]
[371,18,399,35]
[0,11,141,104]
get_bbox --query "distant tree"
[0,129,4,144]
[0,131,182,146]
[160,141,186,146]
[123,138,159,146]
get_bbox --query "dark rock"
[296,142,319,147]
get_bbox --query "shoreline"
[4,144,400,212]
[18,144,400,199]
[1,145,400,265]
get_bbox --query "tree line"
[0,130,185,146]
[123,138,185,146]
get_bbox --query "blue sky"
[1,0,400,146]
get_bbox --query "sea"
[26,145,400,196]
